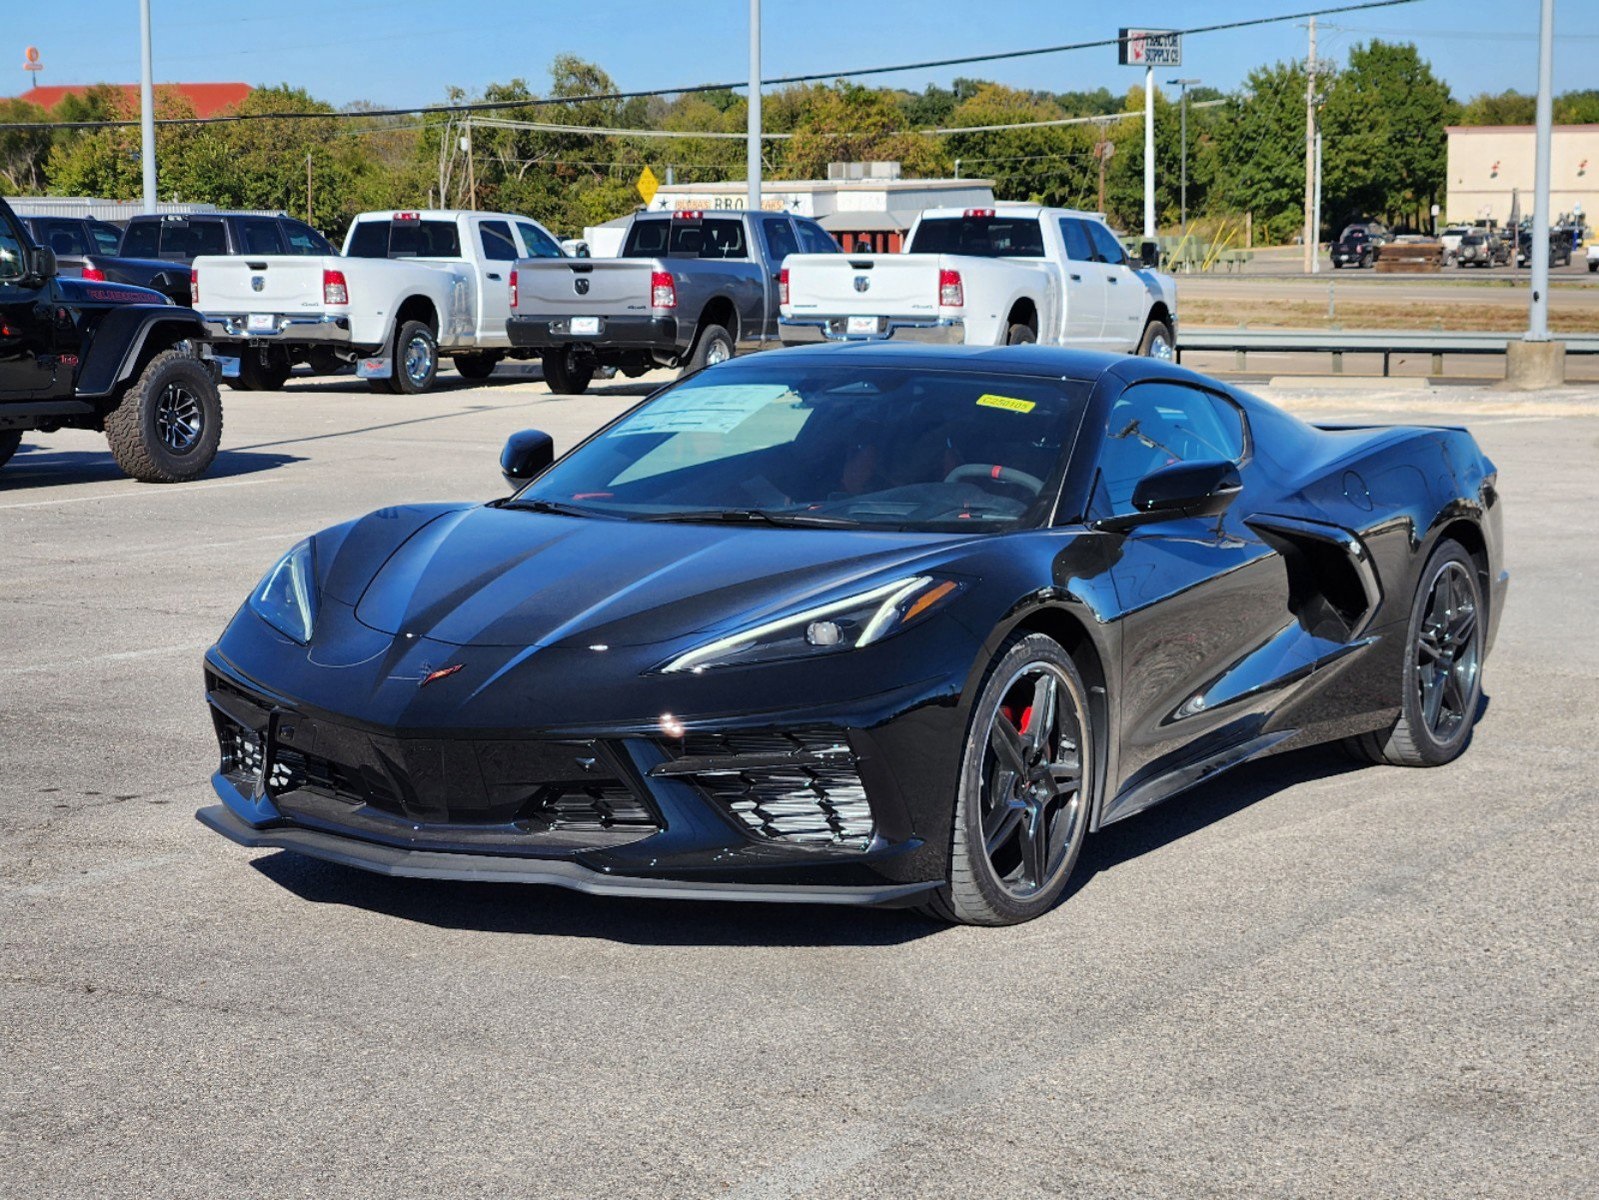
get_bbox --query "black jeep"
[1,195,222,483]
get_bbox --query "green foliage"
[1210,60,1309,244]
[0,100,51,192]
[779,83,946,179]
[1458,90,1536,126]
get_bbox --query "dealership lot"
[3,370,1596,1198]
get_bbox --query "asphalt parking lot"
[3,366,1596,1198]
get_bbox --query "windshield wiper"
[641,508,860,528]
[506,498,610,519]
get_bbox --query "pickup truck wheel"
[683,324,734,376]
[452,353,501,381]
[0,430,21,472]
[541,350,594,395]
[1137,319,1176,360]
[227,347,292,392]
[380,320,438,395]
[1004,324,1037,346]
[103,350,222,483]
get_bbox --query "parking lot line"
[0,476,280,511]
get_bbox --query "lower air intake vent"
[658,728,874,848]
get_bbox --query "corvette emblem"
[853,275,870,293]
[419,663,464,688]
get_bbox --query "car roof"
[736,341,1220,387]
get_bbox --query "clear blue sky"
[11,1,1599,112]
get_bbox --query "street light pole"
[747,0,762,214]
[1168,78,1200,230]
[1142,65,1155,241]
[138,0,156,213]
[1528,0,1555,341]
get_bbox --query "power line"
[0,0,1422,133]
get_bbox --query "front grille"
[216,717,300,793]
[661,728,874,849]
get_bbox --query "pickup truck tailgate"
[784,254,941,316]
[516,259,656,312]
[192,255,327,312]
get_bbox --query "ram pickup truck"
[507,209,841,394]
[15,214,193,305]
[194,209,567,392]
[121,211,336,264]
[779,205,1177,357]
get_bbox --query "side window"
[699,218,747,259]
[282,220,332,255]
[122,220,159,257]
[795,221,838,254]
[1094,383,1247,517]
[1086,222,1128,266]
[36,219,91,256]
[1058,218,1095,262]
[164,219,227,258]
[479,219,519,261]
[89,221,124,255]
[0,210,25,281]
[516,221,563,259]
[760,217,800,265]
[239,218,287,255]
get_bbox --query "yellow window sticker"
[976,394,1036,414]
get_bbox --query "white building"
[1445,124,1598,226]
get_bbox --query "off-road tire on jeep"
[374,320,439,395]
[682,324,734,376]
[227,347,292,392]
[0,429,21,472]
[541,349,594,395]
[103,350,223,483]
[452,352,501,381]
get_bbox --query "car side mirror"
[1138,240,1160,269]
[1097,460,1242,531]
[27,245,56,280]
[501,429,555,489]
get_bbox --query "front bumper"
[779,317,966,346]
[506,313,682,353]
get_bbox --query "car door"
[475,219,521,342]
[1057,218,1107,345]
[1085,222,1147,351]
[1091,380,1292,813]
[757,216,802,341]
[0,207,57,397]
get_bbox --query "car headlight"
[660,575,963,674]
[249,539,318,644]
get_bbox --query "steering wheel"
[944,463,1046,496]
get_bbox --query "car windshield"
[511,362,1090,532]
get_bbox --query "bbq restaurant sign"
[1118,28,1182,67]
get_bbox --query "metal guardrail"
[1176,329,1599,375]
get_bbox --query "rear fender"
[76,306,209,398]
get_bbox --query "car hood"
[344,504,979,650]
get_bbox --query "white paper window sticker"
[612,384,799,437]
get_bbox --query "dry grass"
[1184,297,1594,333]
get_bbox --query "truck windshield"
[908,216,1046,258]
[622,218,748,260]
[511,361,1088,532]
[347,219,462,259]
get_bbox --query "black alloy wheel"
[926,633,1092,925]
[103,349,223,483]
[1345,541,1484,766]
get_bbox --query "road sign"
[1119,28,1181,67]
[637,166,660,206]
[23,46,42,73]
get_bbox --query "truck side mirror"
[1138,240,1160,269]
[501,429,555,489]
[27,246,57,280]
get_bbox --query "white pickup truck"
[780,204,1178,357]
[194,209,567,392]
[1588,240,1598,273]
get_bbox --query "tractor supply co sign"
[1119,28,1182,67]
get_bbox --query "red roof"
[14,83,252,119]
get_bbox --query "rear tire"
[227,347,291,392]
[1003,323,1037,346]
[380,320,438,395]
[682,323,733,376]
[103,350,222,483]
[0,429,21,472]
[921,633,1092,926]
[1343,541,1484,767]
[541,349,594,395]
[1137,318,1175,360]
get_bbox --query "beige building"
[1445,124,1598,225]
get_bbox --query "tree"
[0,100,51,193]
[46,88,199,200]
[779,83,946,179]
[1210,61,1308,243]
[1459,90,1535,125]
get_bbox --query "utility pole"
[1303,16,1317,273]
[464,117,476,211]
[1528,0,1554,341]
[138,0,156,213]
[306,152,313,224]
[1168,78,1200,230]
[1312,128,1324,274]
[747,0,762,213]
[1142,64,1155,242]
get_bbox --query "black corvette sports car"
[198,345,1506,925]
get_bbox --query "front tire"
[1137,318,1175,360]
[379,320,438,395]
[0,429,21,472]
[541,349,594,395]
[1344,541,1484,767]
[923,633,1093,926]
[103,350,222,483]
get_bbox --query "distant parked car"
[1515,229,1572,268]
[1330,226,1377,268]
[1455,231,1510,268]
[120,211,335,266]
[15,214,194,305]
[1439,225,1471,265]
[1588,242,1598,273]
